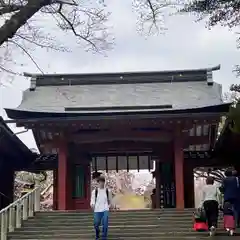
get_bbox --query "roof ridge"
[26,65,220,90]
[24,65,220,78]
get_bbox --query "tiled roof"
[9,66,224,114]
[15,81,223,113]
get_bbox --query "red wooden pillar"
[85,163,91,209]
[174,127,185,209]
[58,143,71,210]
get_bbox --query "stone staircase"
[7,209,239,239]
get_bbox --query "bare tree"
[179,0,240,75]
[0,0,174,77]
[194,167,225,183]
[0,0,113,75]
[91,170,135,195]
[133,0,174,35]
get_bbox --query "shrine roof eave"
[5,103,231,123]
[0,117,38,168]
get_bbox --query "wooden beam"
[29,117,220,149]
[40,135,209,155]
[71,129,172,143]
[39,129,172,147]
[76,141,171,154]
[41,140,163,153]
[20,117,220,135]
[184,136,210,147]
[16,116,220,129]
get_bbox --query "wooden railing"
[0,187,40,240]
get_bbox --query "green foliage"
[228,84,240,133]
[230,84,240,94]
[229,101,240,133]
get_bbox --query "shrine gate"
[5,65,230,210]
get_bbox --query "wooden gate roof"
[0,117,37,170]
[4,65,230,120]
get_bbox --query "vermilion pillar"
[174,127,185,209]
[58,143,70,210]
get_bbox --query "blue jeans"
[94,211,109,240]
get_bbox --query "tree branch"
[9,39,44,73]
[0,0,50,46]
[15,32,70,52]
[133,0,170,35]
[0,4,23,15]
[57,8,98,51]
[0,64,20,75]
[146,0,157,24]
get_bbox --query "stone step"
[24,218,224,223]
[34,213,195,218]
[7,231,240,239]
[32,214,196,221]
[28,220,224,226]
[6,236,214,240]
[13,226,201,233]
[34,211,224,218]
[7,209,228,240]
[36,209,196,214]
[24,217,224,225]
[22,222,198,228]
[31,214,197,221]
[35,211,196,217]
[8,237,240,240]
[33,213,196,218]
[31,217,196,222]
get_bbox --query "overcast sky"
[0,0,239,150]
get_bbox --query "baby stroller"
[193,208,208,232]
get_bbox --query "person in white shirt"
[90,176,113,240]
[200,176,221,236]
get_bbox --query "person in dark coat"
[221,169,239,228]
[151,188,156,209]
[221,169,239,203]
[232,170,240,227]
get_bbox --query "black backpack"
[95,188,110,204]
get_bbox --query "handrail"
[0,187,41,240]
[0,190,35,214]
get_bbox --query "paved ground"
[196,229,240,239]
